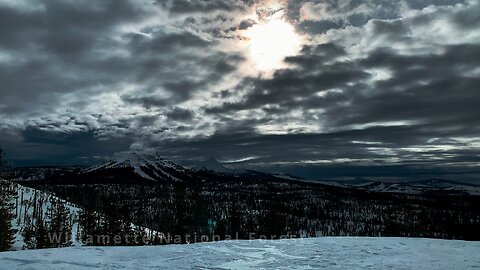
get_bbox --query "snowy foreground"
[1,237,479,270]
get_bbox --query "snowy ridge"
[273,174,349,187]
[82,152,189,182]
[272,173,304,181]
[443,185,480,194]
[0,237,479,269]
[348,179,480,195]
[275,175,480,196]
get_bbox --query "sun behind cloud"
[244,11,302,72]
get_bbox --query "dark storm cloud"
[120,29,243,105]
[0,0,240,112]
[239,19,257,30]
[143,124,480,181]
[186,124,457,163]
[166,107,194,121]
[207,2,480,132]
[0,127,133,166]
[406,0,467,9]
[121,94,169,109]
[1,0,479,182]
[334,44,480,127]
[206,43,368,114]
[157,0,246,14]
[120,47,242,106]
[298,20,342,35]
[0,0,143,50]
[197,0,480,180]
[0,0,148,114]
[0,0,242,165]
[296,0,468,35]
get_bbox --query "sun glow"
[245,15,302,71]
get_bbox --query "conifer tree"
[79,207,100,245]
[34,218,49,249]
[21,215,34,249]
[46,198,72,247]
[0,148,16,251]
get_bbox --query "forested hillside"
[20,169,480,244]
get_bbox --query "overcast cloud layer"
[1,0,479,182]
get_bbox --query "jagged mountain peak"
[112,152,170,166]
[82,151,190,182]
[192,156,234,174]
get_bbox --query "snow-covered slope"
[9,182,161,250]
[191,156,234,174]
[0,237,479,269]
[82,152,192,182]
[10,183,82,250]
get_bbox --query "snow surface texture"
[1,237,479,269]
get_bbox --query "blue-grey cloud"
[0,0,479,182]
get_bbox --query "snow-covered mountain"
[80,152,193,183]
[1,237,479,269]
[191,156,234,174]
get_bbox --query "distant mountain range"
[274,175,480,196]
[9,152,480,196]
[340,178,480,196]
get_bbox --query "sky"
[1,0,479,182]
